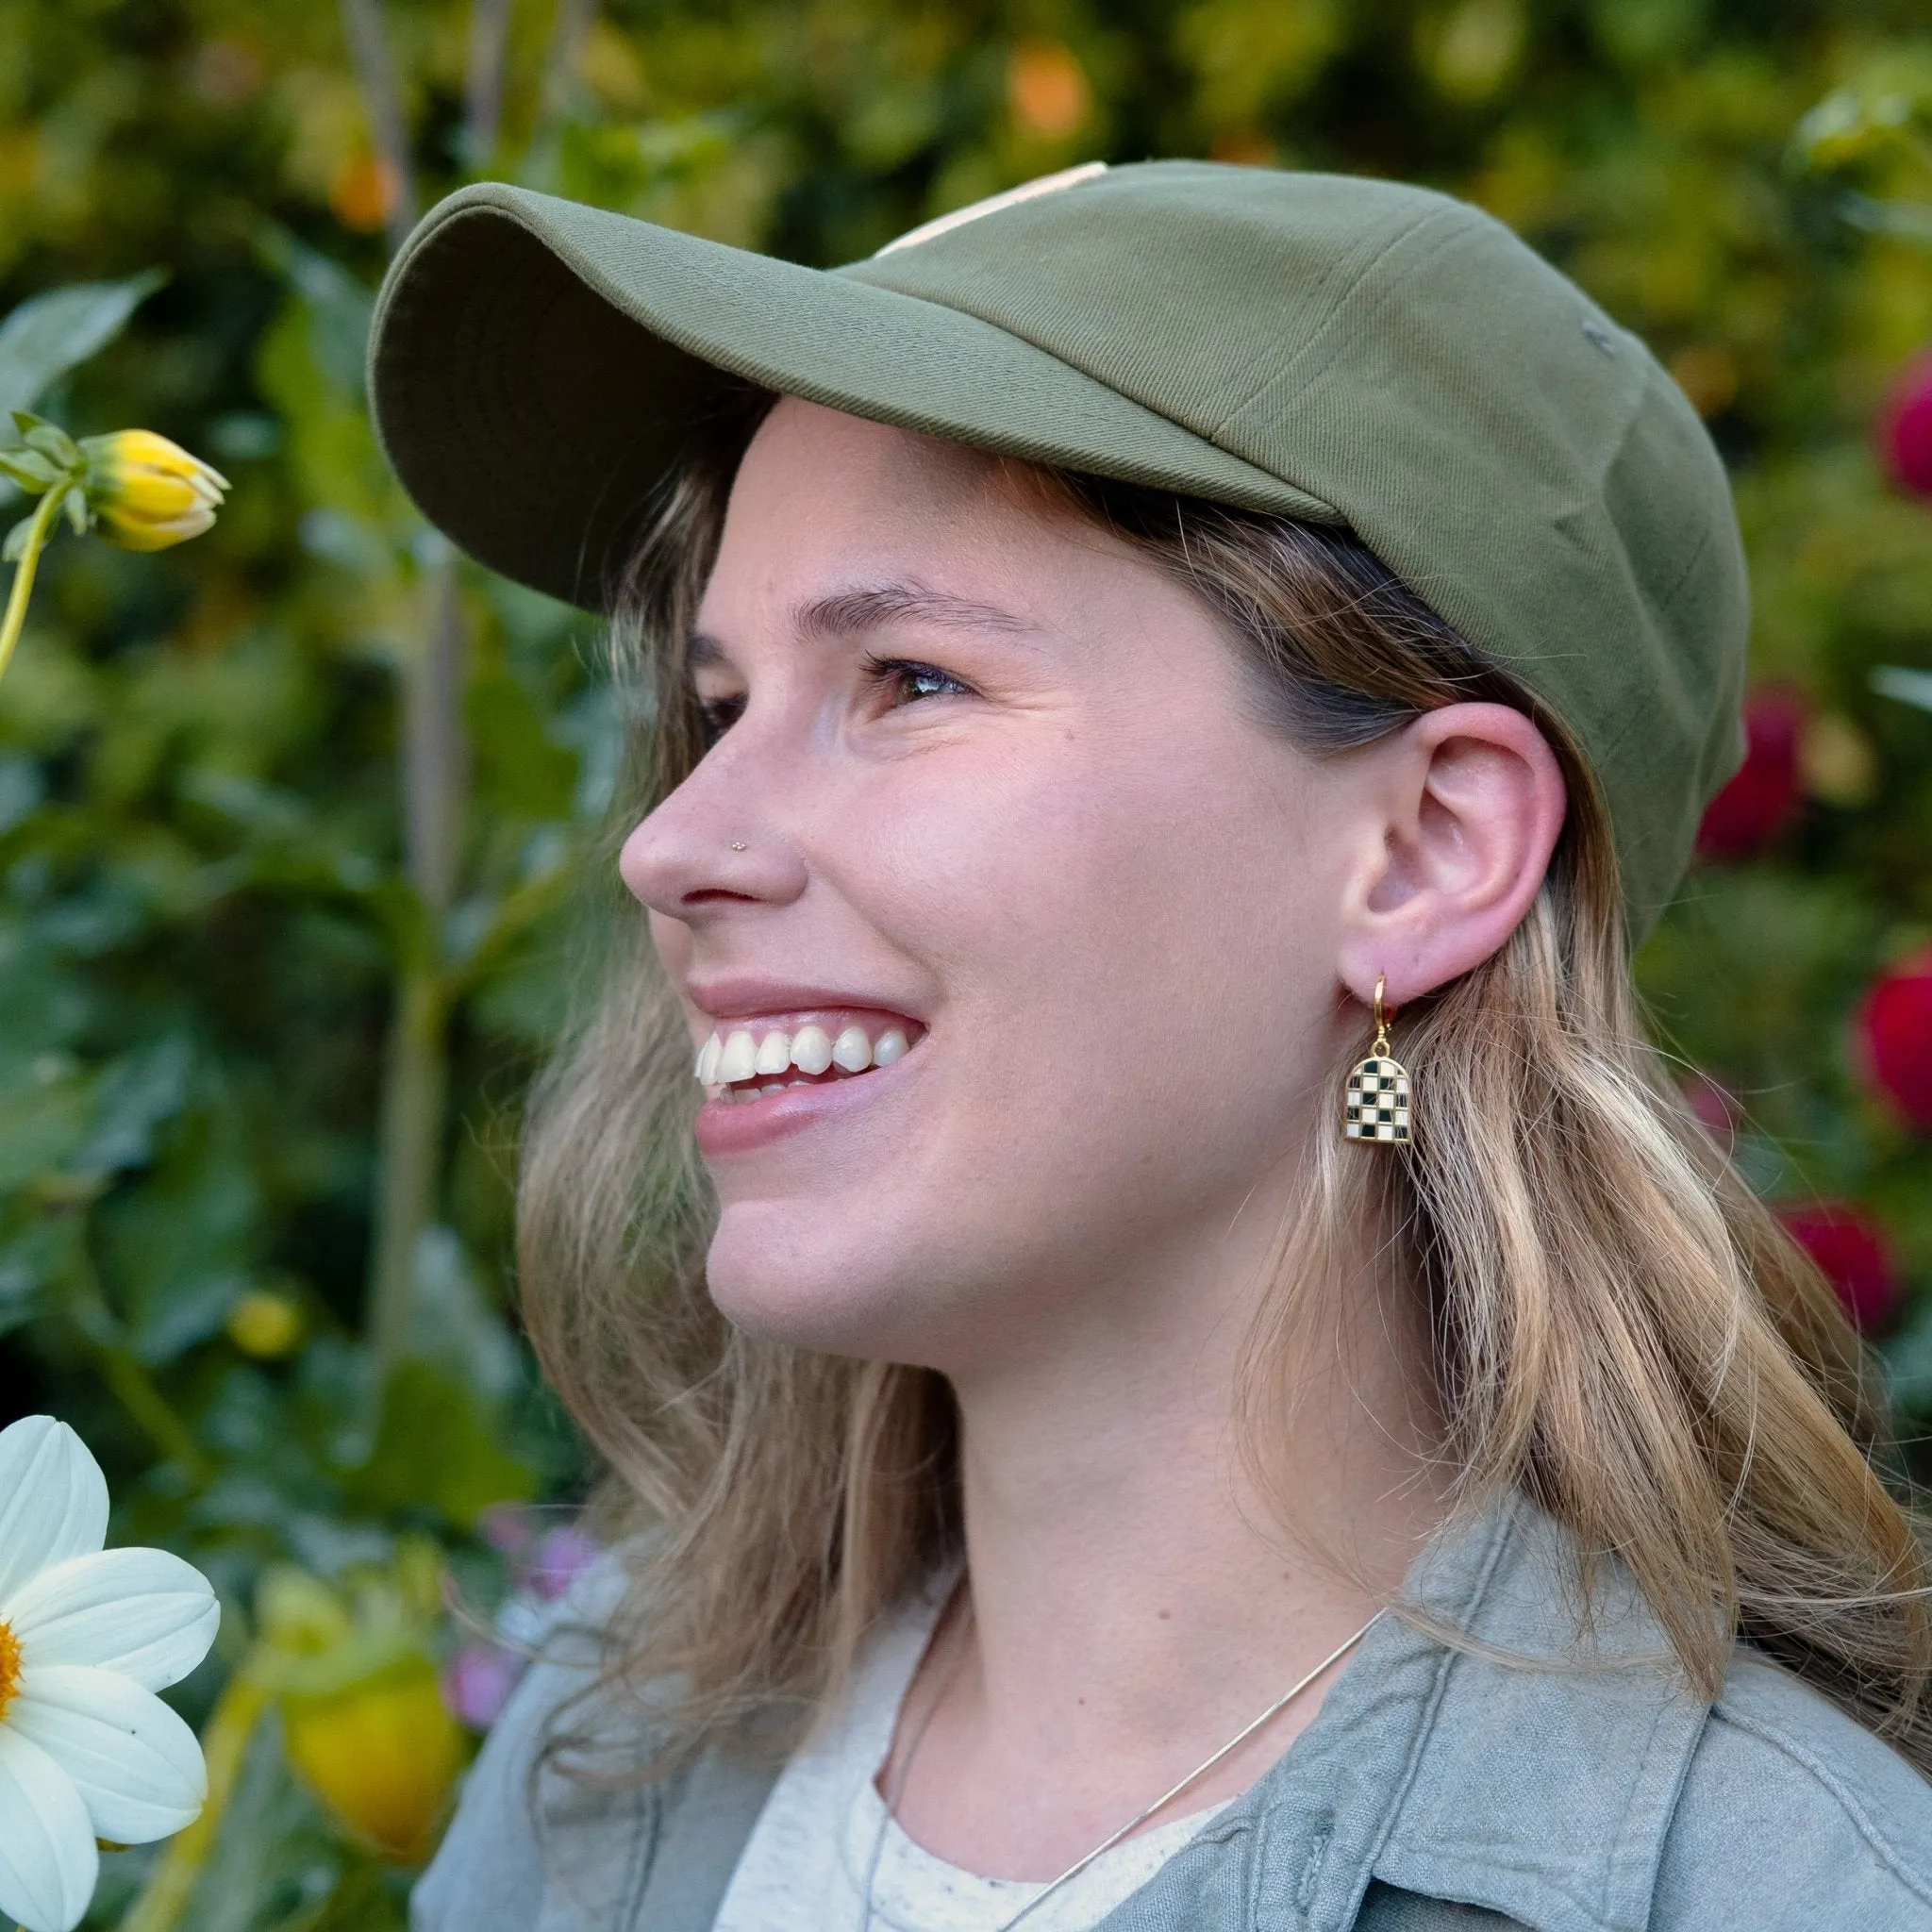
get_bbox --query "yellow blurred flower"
[78,429,229,552]
[225,1290,304,1359]
[1800,711,1880,809]
[253,1547,468,1865]
[281,1659,466,1864]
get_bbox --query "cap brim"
[368,183,1331,611]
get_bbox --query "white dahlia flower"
[0,1416,219,1932]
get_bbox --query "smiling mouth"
[694,1015,920,1105]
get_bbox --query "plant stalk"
[0,485,68,688]
[67,1241,213,1487]
[98,1343,213,1484]
[464,0,515,170]
[525,0,599,184]
[117,1662,271,1932]
[364,561,466,1383]
[404,560,469,914]
[337,0,420,255]
[367,964,449,1383]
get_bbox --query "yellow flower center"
[0,1619,20,1723]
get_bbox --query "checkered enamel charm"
[1343,1054,1411,1144]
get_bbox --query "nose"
[619,731,809,921]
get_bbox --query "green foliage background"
[2,0,1931,1922]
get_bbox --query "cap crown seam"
[1207,202,1478,452]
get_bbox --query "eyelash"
[694,658,973,747]
[696,693,744,748]
[859,655,975,708]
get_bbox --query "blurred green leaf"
[0,269,165,417]
[348,1359,536,1529]
[1874,665,1932,713]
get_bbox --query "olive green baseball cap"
[367,159,1747,937]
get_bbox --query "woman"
[373,162,1932,1929]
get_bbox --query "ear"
[1336,703,1568,1008]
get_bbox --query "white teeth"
[698,1017,914,1090]
[790,1024,834,1075]
[717,1029,757,1084]
[832,1025,873,1074]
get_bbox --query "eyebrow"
[687,580,1039,672]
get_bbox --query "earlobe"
[1341,703,1567,1006]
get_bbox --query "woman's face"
[622,399,1374,1375]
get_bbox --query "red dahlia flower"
[1878,352,1932,499]
[1857,954,1932,1132]
[1775,1201,1902,1332]
[1695,688,1805,860]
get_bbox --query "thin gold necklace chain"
[863,1600,1385,1932]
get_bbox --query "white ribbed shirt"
[711,1579,1226,1932]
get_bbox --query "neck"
[888,1237,1452,1881]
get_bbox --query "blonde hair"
[517,397,1932,1776]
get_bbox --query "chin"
[703,1194,1019,1369]
[704,1200,925,1357]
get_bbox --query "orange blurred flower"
[1008,41,1091,139]
[330,153,402,234]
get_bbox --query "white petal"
[0,1725,97,1932]
[0,1420,108,1607]
[8,1547,219,1690]
[9,1665,206,1846]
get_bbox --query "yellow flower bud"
[280,1657,467,1863]
[226,1289,304,1358]
[255,1546,469,1864]
[79,428,230,552]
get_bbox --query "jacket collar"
[1283,1496,1708,1932]
[1129,1495,1711,1932]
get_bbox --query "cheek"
[700,720,1345,1363]
[833,758,1314,1207]
[645,907,692,980]
[877,731,1330,1057]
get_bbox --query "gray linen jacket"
[413,1499,1932,1931]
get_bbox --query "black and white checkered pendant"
[1343,1054,1411,1144]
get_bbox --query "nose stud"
[729,841,747,852]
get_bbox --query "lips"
[688,1008,924,1156]
[679,994,928,1161]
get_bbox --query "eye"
[864,657,975,708]
[695,691,745,749]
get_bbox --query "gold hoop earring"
[1343,975,1411,1145]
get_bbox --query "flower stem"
[117,1661,271,1932]
[96,1341,214,1485]
[67,1244,213,1488]
[0,485,67,689]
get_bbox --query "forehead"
[692,400,1246,710]
[732,396,1007,512]
[702,401,1075,612]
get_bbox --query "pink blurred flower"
[527,1526,600,1603]
[441,1641,525,1731]
[1878,352,1932,498]
[478,1503,533,1558]
[1775,1201,1903,1333]
[1680,1070,1739,1149]
[1696,689,1805,860]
